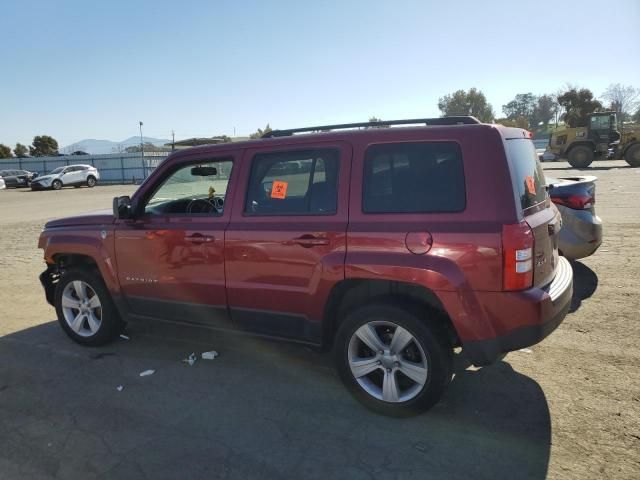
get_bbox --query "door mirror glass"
[113,195,132,219]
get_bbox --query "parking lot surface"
[1,161,639,479]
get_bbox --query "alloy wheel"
[348,321,428,403]
[61,280,102,337]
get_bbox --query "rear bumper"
[462,256,573,366]
[558,208,603,260]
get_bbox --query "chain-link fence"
[0,152,169,184]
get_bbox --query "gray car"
[548,175,602,259]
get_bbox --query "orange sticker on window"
[525,176,536,195]
[270,180,288,199]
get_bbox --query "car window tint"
[245,149,339,215]
[146,160,233,216]
[505,139,547,211]
[363,142,465,213]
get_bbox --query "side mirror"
[113,196,132,220]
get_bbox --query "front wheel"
[87,176,97,187]
[567,145,594,168]
[52,179,62,190]
[624,143,640,167]
[334,303,452,417]
[54,269,124,346]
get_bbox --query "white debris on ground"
[139,369,155,377]
[518,348,533,354]
[201,351,219,360]
[183,353,197,366]
[119,334,130,340]
[116,385,124,392]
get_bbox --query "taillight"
[551,194,594,210]
[502,221,534,291]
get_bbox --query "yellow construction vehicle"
[546,112,621,168]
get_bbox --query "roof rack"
[262,116,481,138]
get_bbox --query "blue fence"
[0,152,169,184]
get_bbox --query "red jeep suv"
[38,117,573,416]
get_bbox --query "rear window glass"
[363,142,465,213]
[505,139,547,211]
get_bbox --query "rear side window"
[245,149,339,215]
[363,142,465,213]
[505,139,547,211]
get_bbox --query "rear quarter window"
[505,138,547,211]
[363,142,465,213]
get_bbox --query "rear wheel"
[55,268,124,346]
[334,303,453,417]
[52,179,62,190]
[567,145,594,168]
[87,176,97,187]
[624,143,640,167]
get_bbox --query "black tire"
[624,143,640,168]
[334,302,453,417]
[567,145,594,168]
[52,179,63,190]
[54,268,124,346]
[87,176,97,187]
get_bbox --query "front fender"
[38,229,120,294]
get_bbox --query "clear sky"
[2,0,639,147]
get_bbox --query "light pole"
[139,121,144,157]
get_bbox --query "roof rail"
[262,116,481,138]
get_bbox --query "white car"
[0,178,5,190]
[31,164,100,190]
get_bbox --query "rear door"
[505,138,559,287]
[225,142,351,343]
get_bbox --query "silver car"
[548,175,602,259]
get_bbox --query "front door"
[115,156,237,326]
[225,143,351,343]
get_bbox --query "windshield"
[590,114,614,130]
[49,167,64,174]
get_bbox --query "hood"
[33,174,56,182]
[44,209,114,228]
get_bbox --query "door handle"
[290,235,330,247]
[185,233,215,244]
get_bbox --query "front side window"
[146,160,233,215]
[245,149,339,215]
[363,142,465,213]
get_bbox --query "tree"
[14,143,28,158]
[495,116,529,129]
[533,94,557,126]
[633,108,640,123]
[0,144,12,158]
[249,124,273,139]
[556,88,603,127]
[29,135,59,156]
[502,93,537,122]
[366,116,390,128]
[437,88,494,122]
[125,142,170,153]
[601,84,639,121]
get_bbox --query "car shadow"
[569,260,598,313]
[0,320,551,479]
